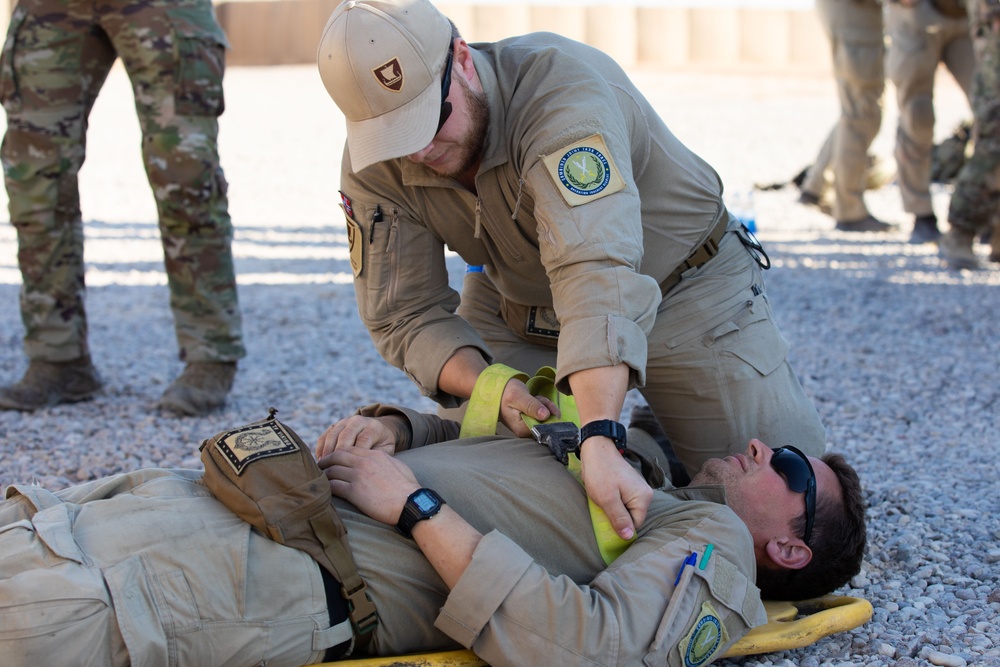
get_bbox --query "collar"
[665,484,729,506]
[469,46,509,175]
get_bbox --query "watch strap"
[580,419,628,455]
[396,488,445,538]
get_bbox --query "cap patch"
[214,421,297,475]
[679,601,729,667]
[543,133,625,207]
[373,58,403,92]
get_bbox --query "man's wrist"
[381,414,412,451]
[396,487,446,538]
[580,419,628,455]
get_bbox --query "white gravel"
[1,64,999,666]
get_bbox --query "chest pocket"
[358,205,449,319]
[643,553,764,667]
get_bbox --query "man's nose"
[746,438,771,462]
[407,141,435,163]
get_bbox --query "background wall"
[212,0,833,73]
[0,0,834,75]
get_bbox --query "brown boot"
[157,361,237,416]
[989,227,1000,264]
[0,358,103,411]
[939,228,980,270]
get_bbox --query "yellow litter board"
[310,594,872,667]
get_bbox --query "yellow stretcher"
[309,594,873,666]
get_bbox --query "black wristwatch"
[580,419,628,456]
[396,488,445,538]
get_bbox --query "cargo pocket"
[104,555,199,667]
[167,8,228,117]
[0,5,29,113]
[710,301,790,379]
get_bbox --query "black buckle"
[530,422,581,465]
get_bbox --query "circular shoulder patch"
[685,613,723,667]
[557,146,611,196]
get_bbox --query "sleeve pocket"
[643,555,762,667]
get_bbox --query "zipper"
[386,207,400,309]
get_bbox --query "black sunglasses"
[770,446,816,546]
[436,42,454,134]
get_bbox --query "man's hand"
[316,415,407,459]
[579,437,652,540]
[320,448,419,525]
[498,377,559,436]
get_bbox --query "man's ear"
[452,39,481,90]
[765,537,812,570]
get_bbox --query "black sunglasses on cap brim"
[770,445,816,546]
[436,41,454,134]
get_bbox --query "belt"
[660,217,729,295]
[320,565,355,661]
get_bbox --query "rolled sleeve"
[404,318,493,407]
[435,530,534,647]
[555,313,650,392]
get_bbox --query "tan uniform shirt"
[344,408,767,665]
[0,412,766,666]
[340,32,729,404]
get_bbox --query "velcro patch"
[679,601,729,667]
[340,191,355,221]
[542,133,625,206]
[214,421,298,475]
[346,216,363,278]
[527,305,560,338]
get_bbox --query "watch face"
[413,491,438,512]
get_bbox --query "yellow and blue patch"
[679,601,728,667]
[543,133,625,206]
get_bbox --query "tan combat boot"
[0,358,103,411]
[938,228,980,270]
[156,361,237,416]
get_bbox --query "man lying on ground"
[0,406,866,667]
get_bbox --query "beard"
[431,78,490,180]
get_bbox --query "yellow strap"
[459,364,528,438]
[462,364,634,564]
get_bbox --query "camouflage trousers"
[948,0,1000,233]
[0,0,245,363]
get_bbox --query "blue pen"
[673,551,698,586]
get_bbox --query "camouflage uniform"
[947,0,1000,235]
[0,0,244,366]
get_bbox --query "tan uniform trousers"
[887,0,974,216]
[0,471,338,667]
[804,0,886,221]
[454,228,826,476]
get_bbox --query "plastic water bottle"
[729,190,757,234]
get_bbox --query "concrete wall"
[0,1,832,74]
[216,0,833,74]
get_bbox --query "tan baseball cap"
[318,0,453,172]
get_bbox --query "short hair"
[756,452,867,600]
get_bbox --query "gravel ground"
[1,63,998,666]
